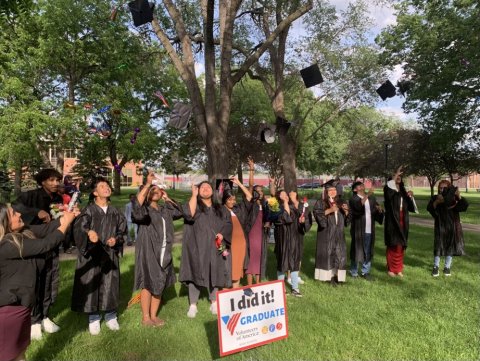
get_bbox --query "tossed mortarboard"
[168,103,192,130]
[300,63,324,88]
[215,179,234,193]
[128,0,155,27]
[376,80,397,101]
[258,123,276,143]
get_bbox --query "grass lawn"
[26,223,479,361]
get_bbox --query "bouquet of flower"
[215,235,229,257]
[266,196,282,222]
[50,203,67,219]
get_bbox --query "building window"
[64,149,77,158]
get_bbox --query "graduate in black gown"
[313,182,350,286]
[71,177,127,335]
[179,181,232,318]
[427,180,469,277]
[349,182,384,280]
[11,168,63,340]
[273,190,312,297]
[383,166,416,278]
[132,171,186,327]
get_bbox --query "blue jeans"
[278,271,299,291]
[89,310,117,323]
[350,233,372,276]
[434,256,452,268]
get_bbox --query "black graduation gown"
[383,183,415,248]
[179,204,233,289]
[245,201,269,279]
[71,204,127,313]
[427,195,469,257]
[273,203,312,273]
[349,194,384,263]
[0,222,63,309]
[132,199,185,295]
[12,188,63,226]
[313,198,351,277]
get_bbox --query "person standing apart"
[427,180,468,277]
[383,166,416,278]
[349,182,384,280]
[71,177,127,335]
[179,181,232,318]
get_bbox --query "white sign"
[216,280,288,357]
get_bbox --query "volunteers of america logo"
[222,313,242,335]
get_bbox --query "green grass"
[26,223,480,361]
[407,188,480,225]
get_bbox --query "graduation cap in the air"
[168,103,192,130]
[258,123,276,143]
[128,0,155,27]
[275,116,291,135]
[216,179,234,198]
[300,63,324,88]
[376,80,397,101]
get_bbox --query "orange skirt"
[231,215,246,281]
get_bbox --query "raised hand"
[230,176,241,186]
[146,171,155,185]
[247,156,254,171]
[191,183,199,198]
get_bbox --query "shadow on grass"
[29,256,135,361]
[204,319,220,360]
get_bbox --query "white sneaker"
[42,317,60,333]
[210,302,218,315]
[31,323,42,340]
[89,320,101,335]
[298,277,305,285]
[187,304,198,318]
[105,318,120,331]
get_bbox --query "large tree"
[376,0,479,155]
[150,0,313,180]
[243,0,386,190]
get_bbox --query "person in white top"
[349,182,384,280]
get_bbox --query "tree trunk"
[237,161,243,184]
[14,164,22,196]
[204,122,229,180]
[428,176,435,197]
[279,132,297,192]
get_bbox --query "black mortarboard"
[258,123,276,143]
[376,80,396,101]
[168,103,192,130]
[351,181,363,192]
[128,0,155,27]
[275,116,291,135]
[300,64,324,88]
[215,179,234,193]
[321,179,336,189]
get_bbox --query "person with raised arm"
[0,203,78,361]
[383,166,416,278]
[132,171,186,326]
[245,157,272,285]
[179,180,232,318]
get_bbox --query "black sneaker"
[361,273,374,281]
[432,266,439,277]
[443,267,451,276]
[291,289,303,298]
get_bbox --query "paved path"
[409,216,479,232]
